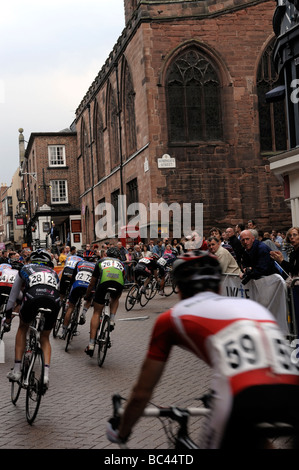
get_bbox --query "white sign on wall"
[158,154,176,169]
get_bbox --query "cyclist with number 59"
[107,251,299,449]
[84,247,125,357]
[59,257,96,339]
[5,249,60,389]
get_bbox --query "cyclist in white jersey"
[107,251,299,449]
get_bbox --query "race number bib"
[65,258,78,268]
[28,272,58,289]
[140,258,151,264]
[157,258,167,267]
[0,273,16,284]
[75,271,92,283]
[210,320,299,377]
[101,260,124,271]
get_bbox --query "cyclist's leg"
[6,316,29,381]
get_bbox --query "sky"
[0,0,125,186]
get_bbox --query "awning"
[265,85,285,103]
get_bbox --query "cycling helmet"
[9,260,24,271]
[106,247,121,259]
[173,250,222,297]
[30,249,53,267]
[152,253,160,260]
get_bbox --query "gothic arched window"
[107,83,119,168]
[81,119,91,190]
[257,41,287,152]
[123,61,137,158]
[94,101,105,181]
[166,48,223,143]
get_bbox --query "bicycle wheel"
[53,298,67,338]
[146,279,157,300]
[140,289,150,307]
[125,284,139,311]
[97,316,111,367]
[26,347,44,425]
[164,273,175,297]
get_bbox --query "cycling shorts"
[60,269,73,295]
[20,286,60,330]
[69,285,87,305]
[134,266,152,280]
[93,280,123,305]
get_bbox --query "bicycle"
[162,267,177,297]
[109,393,210,449]
[95,287,116,367]
[124,277,151,311]
[64,293,85,352]
[53,278,71,338]
[10,307,51,425]
[109,393,299,449]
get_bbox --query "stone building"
[75,0,291,245]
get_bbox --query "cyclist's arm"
[118,357,165,441]
[5,273,23,317]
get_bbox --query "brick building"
[22,128,82,249]
[75,0,291,245]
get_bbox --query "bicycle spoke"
[26,348,44,425]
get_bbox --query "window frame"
[48,145,66,167]
[50,179,68,204]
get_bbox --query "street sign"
[158,154,176,168]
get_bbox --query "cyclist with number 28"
[5,249,60,389]
[107,250,299,449]
[59,257,96,339]
[84,247,125,357]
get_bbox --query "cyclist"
[5,249,60,389]
[0,260,23,321]
[59,253,83,301]
[59,257,96,339]
[107,250,299,449]
[84,247,125,357]
[134,253,166,296]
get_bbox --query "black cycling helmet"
[30,249,53,267]
[106,247,121,259]
[173,250,222,298]
[9,260,24,271]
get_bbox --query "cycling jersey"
[135,257,166,277]
[147,291,299,448]
[0,267,18,306]
[6,263,61,330]
[92,257,125,305]
[0,263,12,275]
[93,258,125,286]
[59,255,83,295]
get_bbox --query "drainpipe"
[87,103,96,241]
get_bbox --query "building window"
[48,145,66,166]
[94,102,105,181]
[108,83,119,169]
[257,40,288,152]
[127,178,138,206]
[123,61,137,158]
[50,180,68,204]
[166,47,223,143]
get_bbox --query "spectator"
[270,230,283,251]
[83,244,95,259]
[235,223,245,240]
[147,239,155,252]
[260,232,277,251]
[247,220,257,230]
[225,227,244,267]
[141,243,151,257]
[48,222,59,246]
[171,238,183,255]
[116,241,128,262]
[207,236,241,274]
[58,246,68,266]
[152,239,165,257]
[132,244,143,263]
[270,227,299,278]
[126,247,135,282]
[240,230,279,283]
